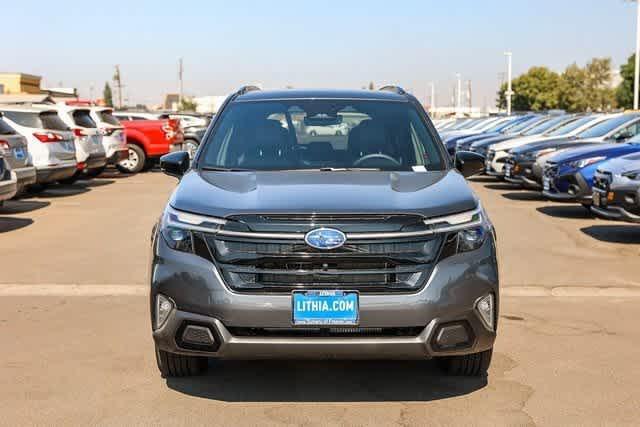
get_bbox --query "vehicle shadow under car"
[166,359,487,402]
[581,225,640,244]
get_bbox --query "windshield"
[504,116,543,134]
[545,116,596,137]
[200,99,446,172]
[484,118,513,132]
[522,116,570,136]
[72,110,97,128]
[0,117,16,135]
[98,110,121,126]
[577,115,636,139]
[1,110,70,130]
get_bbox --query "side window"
[611,121,640,141]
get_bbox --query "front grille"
[544,162,559,178]
[593,170,612,192]
[227,326,424,337]
[194,215,445,293]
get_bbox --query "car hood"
[598,152,640,174]
[510,137,574,155]
[547,142,629,164]
[491,134,560,152]
[170,170,478,218]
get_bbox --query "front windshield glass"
[504,116,543,134]
[577,115,635,139]
[522,116,571,136]
[545,116,596,137]
[200,100,446,171]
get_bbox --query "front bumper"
[591,186,640,223]
[151,233,499,360]
[542,171,592,204]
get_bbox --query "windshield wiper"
[318,167,382,172]
[200,166,254,172]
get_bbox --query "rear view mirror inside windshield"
[304,114,343,126]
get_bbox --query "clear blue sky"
[2,0,637,106]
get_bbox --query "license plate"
[13,147,25,160]
[505,164,512,177]
[292,290,359,326]
[543,177,550,191]
[62,141,74,151]
[593,191,601,207]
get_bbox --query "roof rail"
[235,85,262,96]
[378,85,407,95]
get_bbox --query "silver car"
[0,106,77,185]
[0,113,36,194]
[0,154,18,205]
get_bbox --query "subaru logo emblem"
[305,228,346,250]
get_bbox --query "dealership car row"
[435,111,640,225]
[0,100,212,206]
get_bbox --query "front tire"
[117,144,146,174]
[440,348,493,377]
[155,346,208,378]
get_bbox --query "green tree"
[617,54,635,109]
[103,82,113,107]
[179,97,197,112]
[583,57,616,111]
[497,66,561,111]
[557,63,588,112]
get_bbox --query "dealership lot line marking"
[1,285,640,297]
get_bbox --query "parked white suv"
[53,104,107,182]
[90,107,128,169]
[0,106,77,185]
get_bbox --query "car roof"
[0,104,57,113]
[235,88,409,102]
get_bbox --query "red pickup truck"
[116,118,183,173]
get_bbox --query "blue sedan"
[542,137,640,206]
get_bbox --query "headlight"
[423,205,493,253]
[569,156,606,169]
[622,170,640,180]
[160,206,226,253]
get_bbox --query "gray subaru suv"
[150,86,498,378]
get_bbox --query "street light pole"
[504,51,513,115]
[635,1,640,110]
[456,73,462,116]
[430,82,436,112]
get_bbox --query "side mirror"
[455,150,485,178]
[160,151,190,178]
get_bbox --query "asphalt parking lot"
[1,170,640,426]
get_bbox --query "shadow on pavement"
[76,179,116,188]
[0,200,50,214]
[96,168,135,179]
[581,225,640,244]
[484,183,517,191]
[536,205,593,219]
[0,216,33,233]
[468,176,496,183]
[502,191,545,202]
[167,359,486,402]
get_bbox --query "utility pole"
[178,58,184,109]
[456,73,462,116]
[113,65,124,109]
[430,82,436,112]
[635,1,640,110]
[467,80,472,110]
[504,51,513,115]
[89,83,94,102]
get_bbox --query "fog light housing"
[476,294,495,331]
[432,321,473,351]
[155,294,174,329]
